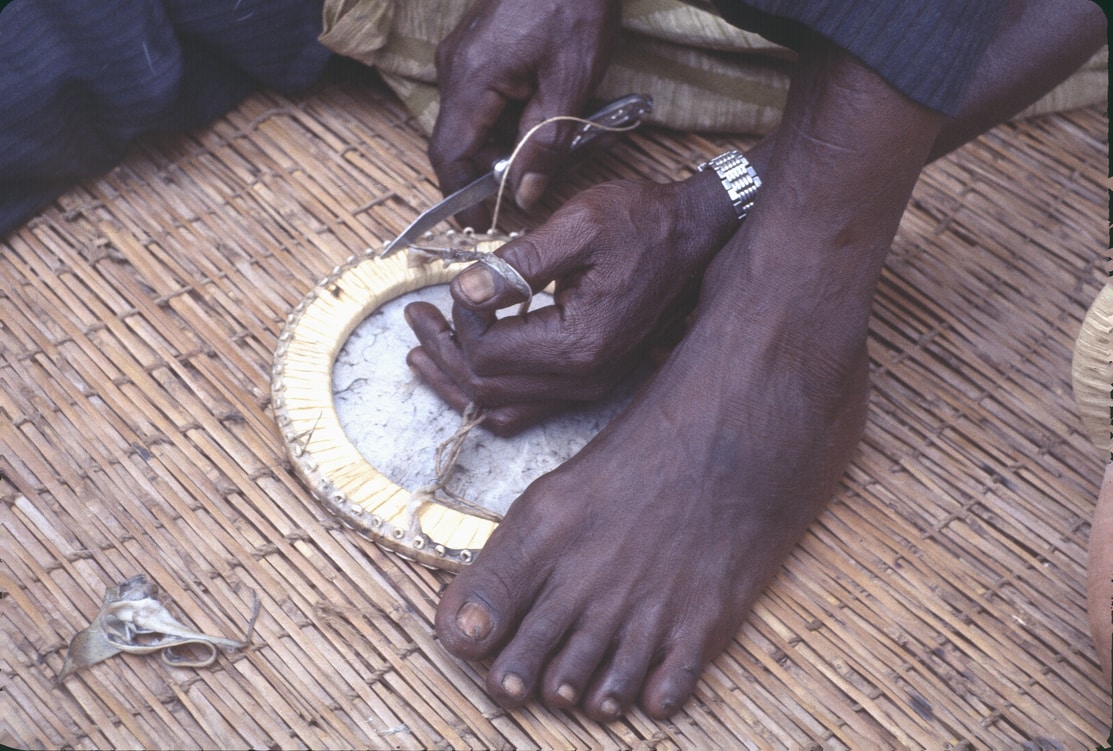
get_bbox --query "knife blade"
[380,93,653,258]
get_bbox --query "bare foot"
[434,225,872,719]
[433,35,946,719]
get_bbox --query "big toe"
[436,578,513,660]
[436,482,575,660]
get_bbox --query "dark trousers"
[0,0,330,238]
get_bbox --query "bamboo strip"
[0,71,1105,748]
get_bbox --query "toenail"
[501,672,526,699]
[556,683,577,704]
[455,601,493,640]
[599,696,621,719]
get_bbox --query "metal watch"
[697,149,761,222]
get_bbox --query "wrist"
[664,168,743,273]
[697,149,761,223]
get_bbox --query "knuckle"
[497,237,545,285]
[551,181,640,237]
[556,196,606,232]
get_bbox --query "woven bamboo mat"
[0,66,1108,749]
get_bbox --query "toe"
[639,642,704,719]
[435,502,554,660]
[539,628,611,710]
[485,604,576,708]
[436,555,533,660]
[581,624,658,722]
[435,589,504,660]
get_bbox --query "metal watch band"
[697,149,761,222]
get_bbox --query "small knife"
[380,93,653,258]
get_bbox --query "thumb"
[450,228,580,312]
[509,91,588,209]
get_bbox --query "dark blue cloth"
[0,0,330,238]
[711,0,1006,116]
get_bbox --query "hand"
[429,0,621,230]
[405,171,738,435]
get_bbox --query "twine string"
[406,402,501,538]
[488,114,641,233]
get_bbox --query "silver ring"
[479,254,533,312]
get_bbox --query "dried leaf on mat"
[59,575,259,681]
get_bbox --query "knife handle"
[490,93,654,179]
[569,93,654,151]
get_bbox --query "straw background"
[0,66,1108,749]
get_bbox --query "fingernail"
[599,696,621,719]
[501,672,527,700]
[515,172,549,209]
[455,601,493,640]
[457,266,496,304]
[556,683,577,704]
